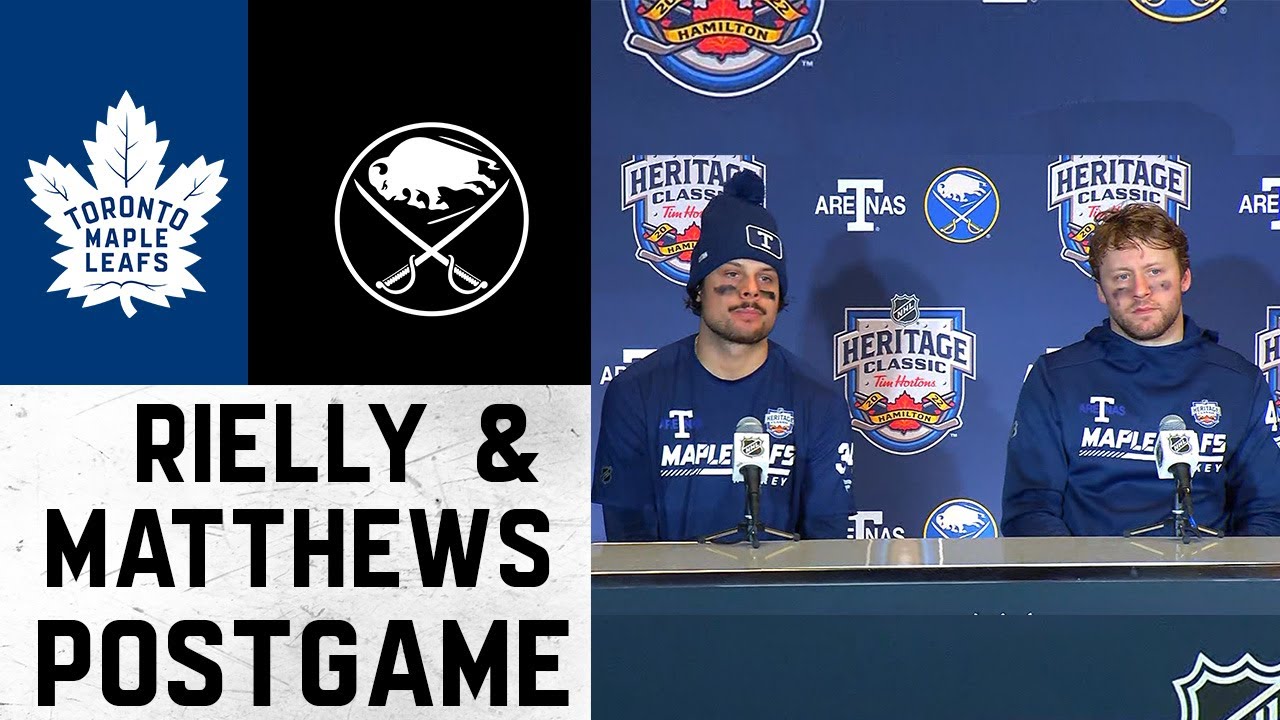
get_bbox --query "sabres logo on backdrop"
[923,498,999,539]
[834,293,977,455]
[621,155,767,285]
[621,0,823,97]
[1047,155,1191,278]
[924,167,999,243]
[1129,0,1226,24]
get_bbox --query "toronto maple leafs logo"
[25,92,225,318]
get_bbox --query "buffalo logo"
[834,299,976,455]
[621,155,766,285]
[1048,155,1191,278]
[764,407,794,439]
[621,0,823,98]
[1255,307,1280,440]
[1173,653,1280,720]
[924,167,999,243]
[335,123,527,317]
[923,498,998,539]
[1191,400,1222,429]
[1130,0,1226,23]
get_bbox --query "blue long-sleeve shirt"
[592,334,856,541]
[1002,316,1280,537]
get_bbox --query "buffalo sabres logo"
[621,155,766,285]
[621,0,823,98]
[834,298,977,455]
[924,167,999,243]
[335,123,528,316]
[923,498,998,539]
[1174,653,1280,720]
[1048,155,1191,278]
[1130,0,1227,23]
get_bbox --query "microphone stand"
[1125,476,1222,544]
[697,468,801,548]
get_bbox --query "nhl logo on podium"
[1173,653,1280,720]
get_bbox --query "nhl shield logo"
[620,155,767,285]
[1173,653,1280,720]
[621,0,824,98]
[834,300,977,455]
[891,294,919,325]
[1047,155,1191,278]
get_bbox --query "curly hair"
[1087,202,1190,281]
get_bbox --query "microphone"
[732,416,770,528]
[1155,414,1199,502]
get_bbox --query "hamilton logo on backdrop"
[621,0,823,98]
[1047,155,1191,279]
[834,294,977,455]
[620,155,766,286]
[1173,653,1280,720]
[334,123,528,317]
[1130,0,1227,23]
[25,92,226,318]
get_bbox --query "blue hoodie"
[592,334,856,541]
[1003,316,1280,536]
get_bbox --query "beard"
[1110,301,1182,343]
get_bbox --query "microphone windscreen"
[1159,414,1187,432]
[736,416,764,434]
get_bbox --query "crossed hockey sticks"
[354,178,509,296]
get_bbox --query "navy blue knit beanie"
[686,169,786,297]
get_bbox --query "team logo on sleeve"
[1173,653,1280,720]
[621,0,823,98]
[1256,307,1280,439]
[924,167,999,243]
[923,498,998,539]
[621,155,766,285]
[1048,155,1191,278]
[834,294,977,455]
[25,92,225,317]
[1130,0,1226,23]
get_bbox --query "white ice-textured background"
[0,385,590,718]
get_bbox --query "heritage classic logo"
[1173,653,1280,720]
[26,92,225,318]
[1256,307,1280,439]
[1130,0,1226,24]
[834,294,977,455]
[621,0,823,98]
[621,155,766,285]
[1048,155,1191,278]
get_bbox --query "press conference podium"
[592,537,1280,720]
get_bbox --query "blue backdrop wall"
[590,0,1280,541]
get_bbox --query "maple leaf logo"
[25,92,226,317]
[886,392,924,433]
